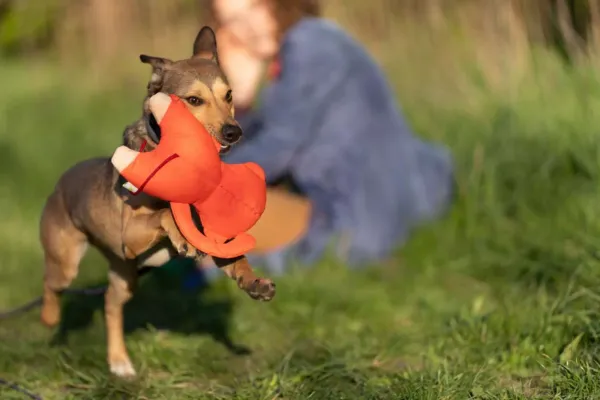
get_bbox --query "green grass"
[1,53,600,399]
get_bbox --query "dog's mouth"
[145,114,231,155]
[218,143,231,154]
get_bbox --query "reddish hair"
[205,0,320,40]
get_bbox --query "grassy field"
[2,39,600,399]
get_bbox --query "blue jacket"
[224,17,455,267]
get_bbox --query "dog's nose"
[221,124,242,144]
[221,124,242,143]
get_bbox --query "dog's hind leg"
[214,256,276,301]
[104,258,138,378]
[40,193,88,328]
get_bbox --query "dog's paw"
[175,242,202,259]
[244,278,276,301]
[109,357,137,378]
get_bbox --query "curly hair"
[204,0,320,40]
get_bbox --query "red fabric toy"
[111,93,267,259]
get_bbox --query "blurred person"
[187,0,455,285]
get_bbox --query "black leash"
[0,266,155,320]
[0,377,42,400]
[0,287,107,320]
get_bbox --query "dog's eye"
[225,90,232,103]
[186,96,204,106]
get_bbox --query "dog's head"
[126,26,241,154]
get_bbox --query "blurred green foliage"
[0,0,595,61]
[0,0,61,55]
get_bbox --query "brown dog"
[39,26,276,378]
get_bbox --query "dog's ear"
[192,26,219,63]
[139,55,172,95]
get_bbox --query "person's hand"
[216,28,264,109]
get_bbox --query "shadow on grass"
[51,258,251,356]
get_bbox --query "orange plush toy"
[111,93,267,259]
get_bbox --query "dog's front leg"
[213,256,276,301]
[105,259,138,378]
[121,208,200,259]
